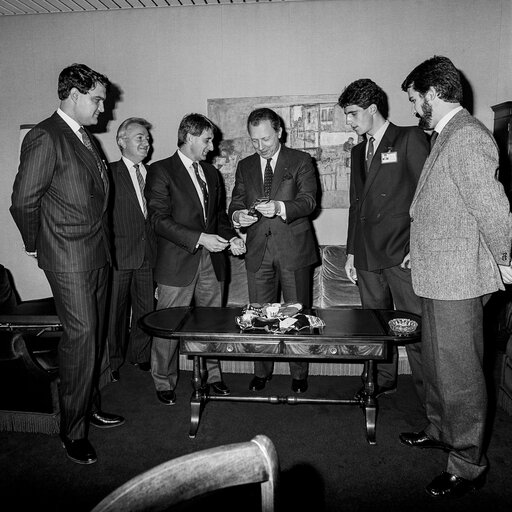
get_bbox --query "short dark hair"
[247,108,281,133]
[116,117,152,148]
[338,78,389,118]
[177,113,215,147]
[401,55,462,103]
[58,63,109,100]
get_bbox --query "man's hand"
[499,264,512,284]
[198,233,229,252]
[255,200,280,218]
[345,253,357,284]
[233,210,260,228]
[400,253,411,269]
[229,237,246,256]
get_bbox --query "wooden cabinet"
[492,101,512,200]
[492,101,512,414]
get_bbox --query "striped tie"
[134,164,147,218]
[79,127,108,190]
[192,162,208,222]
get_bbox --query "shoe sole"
[90,419,126,429]
[399,438,451,452]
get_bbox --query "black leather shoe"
[133,361,151,372]
[425,471,485,498]
[90,410,125,429]
[111,370,120,382]
[399,431,452,451]
[156,390,176,405]
[249,376,271,391]
[210,381,230,395]
[354,384,396,400]
[61,437,97,465]
[292,378,308,393]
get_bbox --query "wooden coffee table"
[140,306,420,444]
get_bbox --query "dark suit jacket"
[146,151,236,287]
[10,112,111,271]
[346,123,429,272]
[228,145,318,273]
[110,159,157,270]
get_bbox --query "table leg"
[361,359,378,444]
[189,355,208,438]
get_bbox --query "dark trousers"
[45,265,109,440]
[108,261,154,371]
[357,265,424,402]
[246,236,310,380]
[422,295,489,480]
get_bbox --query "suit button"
[360,216,366,222]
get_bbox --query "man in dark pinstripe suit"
[10,64,124,465]
[107,117,157,382]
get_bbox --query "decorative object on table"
[236,303,325,334]
[388,318,418,336]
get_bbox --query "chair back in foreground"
[91,434,279,512]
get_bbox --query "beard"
[417,98,433,130]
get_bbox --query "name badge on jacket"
[381,151,398,164]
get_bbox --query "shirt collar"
[259,144,281,167]
[121,156,143,171]
[57,108,81,134]
[367,120,389,149]
[435,105,463,134]
[178,148,196,170]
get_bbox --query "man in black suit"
[146,113,245,405]
[108,117,157,382]
[228,108,318,394]
[10,63,124,466]
[338,79,429,402]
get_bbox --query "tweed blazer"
[146,151,236,287]
[228,145,318,273]
[347,123,429,271]
[409,109,511,300]
[109,159,157,270]
[10,112,111,272]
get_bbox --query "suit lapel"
[411,109,467,209]
[361,124,397,202]
[172,152,206,223]
[116,160,141,212]
[53,114,108,207]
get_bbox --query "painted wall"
[1,0,511,299]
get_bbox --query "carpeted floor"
[2,364,512,511]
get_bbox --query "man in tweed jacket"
[398,56,512,498]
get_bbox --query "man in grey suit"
[338,79,428,402]
[399,56,512,498]
[108,118,157,382]
[228,108,318,394]
[146,113,245,406]
[10,64,124,466]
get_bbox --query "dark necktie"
[263,158,273,197]
[79,127,108,190]
[134,164,147,218]
[365,136,375,173]
[430,130,439,151]
[192,162,208,221]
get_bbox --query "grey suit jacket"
[10,112,111,272]
[409,109,511,300]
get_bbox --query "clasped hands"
[198,233,246,255]
[234,201,281,228]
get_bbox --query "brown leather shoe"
[399,431,451,451]
[425,471,485,498]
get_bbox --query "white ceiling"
[0,0,302,17]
